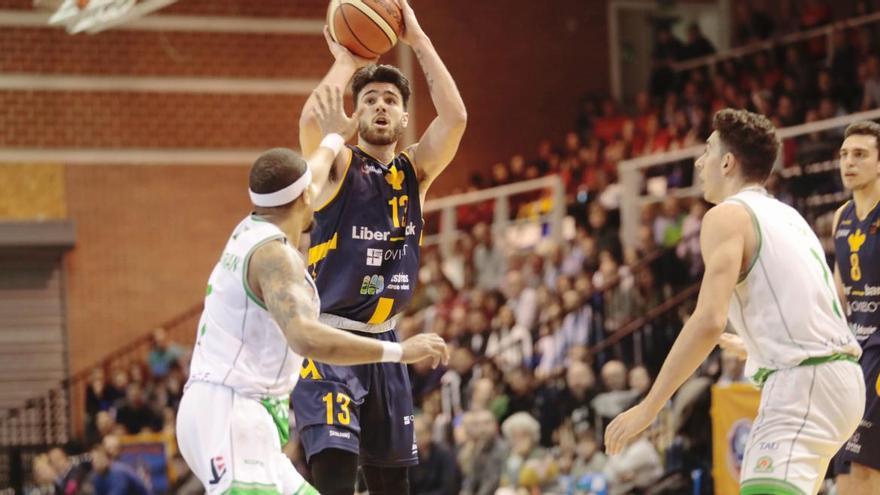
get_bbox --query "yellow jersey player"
[292,1,467,494]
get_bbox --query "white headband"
[249,168,312,207]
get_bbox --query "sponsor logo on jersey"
[387,273,411,291]
[864,285,880,297]
[754,456,774,473]
[850,323,878,341]
[849,300,879,313]
[362,163,384,175]
[329,429,352,439]
[836,228,851,238]
[385,165,405,191]
[403,414,414,426]
[360,275,385,295]
[845,432,862,454]
[208,456,226,485]
[366,248,383,267]
[849,229,867,253]
[353,226,390,241]
[364,245,410,267]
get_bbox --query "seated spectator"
[682,23,715,60]
[602,430,664,495]
[115,382,162,434]
[32,454,57,494]
[48,446,89,495]
[485,305,532,372]
[147,328,184,379]
[572,426,608,477]
[459,409,507,495]
[500,412,556,490]
[410,415,460,495]
[88,445,150,495]
[591,361,641,423]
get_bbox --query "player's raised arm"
[605,203,749,455]
[398,0,467,193]
[305,84,362,194]
[249,240,448,367]
[299,28,376,162]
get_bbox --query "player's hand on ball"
[323,26,377,68]
[311,84,362,141]
[718,333,748,360]
[604,402,656,456]
[396,0,425,45]
[400,333,449,368]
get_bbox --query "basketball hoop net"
[45,0,178,34]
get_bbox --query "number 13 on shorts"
[322,392,351,425]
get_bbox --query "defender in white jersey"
[605,109,864,495]
[176,86,449,495]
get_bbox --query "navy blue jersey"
[835,200,880,350]
[308,145,422,325]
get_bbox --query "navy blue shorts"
[291,330,417,467]
[834,346,880,473]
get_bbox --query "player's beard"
[359,120,403,146]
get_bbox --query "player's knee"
[309,449,358,495]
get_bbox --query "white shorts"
[176,381,313,495]
[740,360,865,495]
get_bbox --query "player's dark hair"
[352,64,411,109]
[844,121,880,151]
[713,109,779,183]
[249,148,308,208]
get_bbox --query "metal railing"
[618,107,880,249]
[670,10,880,73]
[423,174,566,249]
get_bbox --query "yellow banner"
[711,383,761,495]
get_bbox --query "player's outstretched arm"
[299,28,375,158]
[305,84,362,194]
[398,0,467,194]
[604,203,748,455]
[250,240,449,367]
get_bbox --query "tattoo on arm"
[252,242,313,331]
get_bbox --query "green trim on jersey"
[740,477,806,495]
[222,481,281,495]
[293,483,319,495]
[727,198,762,283]
[249,213,271,223]
[241,234,285,310]
[750,352,859,387]
[260,396,291,446]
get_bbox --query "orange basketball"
[327,0,404,59]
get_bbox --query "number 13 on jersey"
[388,195,409,228]
[322,392,351,425]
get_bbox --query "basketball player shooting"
[604,109,864,495]
[292,1,467,494]
[175,85,448,495]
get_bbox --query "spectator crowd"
[27,2,880,493]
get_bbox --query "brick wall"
[1,0,610,373]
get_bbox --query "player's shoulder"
[702,202,752,239]
[832,200,853,230]
[250,239,301,280]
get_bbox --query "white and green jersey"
[188,214,319,400]
[725,189,861,385]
